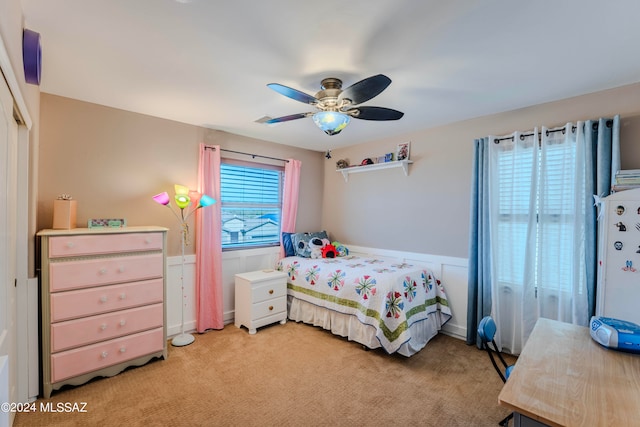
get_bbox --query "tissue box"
[53,200,77,229]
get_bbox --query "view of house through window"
[220,162,283,249]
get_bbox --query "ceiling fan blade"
[338,74,392,105]
[265,113,312,124]
[349,106,404,121]
[267,83,318,105]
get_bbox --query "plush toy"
[331,241,349,257]
[321,244,337,258]
[308,237,324,259]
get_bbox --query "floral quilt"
[276,255,451,354]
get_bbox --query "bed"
[275,254,451,357]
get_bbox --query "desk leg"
[514,412,550,427]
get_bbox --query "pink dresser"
[37,226,168,398]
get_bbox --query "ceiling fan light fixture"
[312,111,350,136]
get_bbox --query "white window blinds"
[220,163,283,249]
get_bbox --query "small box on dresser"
[234,269,287,334]
[37,226,168,398]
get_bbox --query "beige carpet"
[14,321,514,426]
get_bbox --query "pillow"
[282,232,295,257]
[291,231,329,258]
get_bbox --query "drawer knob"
[269,289,274,295]
[119,320,126,327]
[65,242,75,248]
[117,266,125,273]
[269,306,274,311]
[119,293,127,300]
[99,296,108,303]
[101,351,108,359]
[119,347,126,353]
[100,324,107,331]
[99,268,107,275]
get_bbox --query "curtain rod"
[204,146,289,163]
[494,120,612,144]
[494,126,575,143]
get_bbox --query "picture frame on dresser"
[36,226,168,398]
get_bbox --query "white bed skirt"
[287,295,447,357]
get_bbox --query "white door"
[0,69,19,426]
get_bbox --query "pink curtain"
[280,159,302,259]
[196,143,224,331]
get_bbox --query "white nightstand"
[234,269,288,334]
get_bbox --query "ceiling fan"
[265,74,404,136]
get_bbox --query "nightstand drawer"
[252,280,286,304]
[49,232,164,258]
[49,253,163,292]
[50,278,163,322]
[253,297,287,319]
[51,327,164,383]
[51,303,164,352]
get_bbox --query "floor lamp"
[153,185,215,347]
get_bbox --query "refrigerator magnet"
[622,260,637,273]
[614,241,623,250]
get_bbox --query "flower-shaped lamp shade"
[198,194,216,208]
[175,194,191,209]
[152,192,171,206]
[312,111,350,136]
[174,184,190,196]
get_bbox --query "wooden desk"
[498,318,640,427]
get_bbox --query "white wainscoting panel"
[166,255,196,337]
[347,245,469,340]
[166,247,280,337]
[166,246,468,340]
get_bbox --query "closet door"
[0,64,19,420]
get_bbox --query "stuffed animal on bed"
[309,237,330,259]
[321,243,337,258]
[332,241,349,257]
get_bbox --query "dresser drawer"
[49,232,164,258]
[252,280,286,304]
[50,278,163,322]
[51,303,164,352]
[49,253,163,292]
[50,328,164,383]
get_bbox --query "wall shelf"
[337,160,413,182]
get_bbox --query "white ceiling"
[20,0,640,152]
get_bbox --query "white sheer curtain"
[489,125,591,354]
[537,125,589,328]
[489,130,539,354]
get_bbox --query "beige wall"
[38,94,324,256]
[39,82,640,260]
[323,83,640,259]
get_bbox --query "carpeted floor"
[14,321,514,426]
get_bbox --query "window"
[220,162,283,249]
[493,129,582,297]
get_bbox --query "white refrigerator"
[596,187,640,325]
